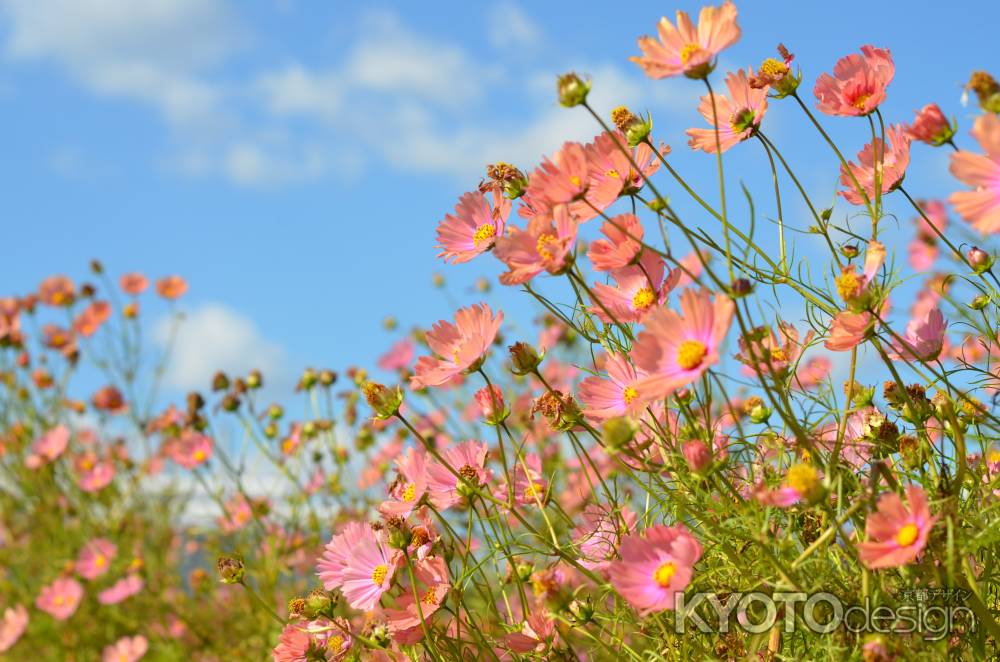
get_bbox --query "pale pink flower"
[825,311,873,351]
[36,576,83,620]
[631,1,741,80]
[577,353,648,420]
[340,531,396,611]
[908,200,947,270]
[905,103,955,146]
[588,213,644,271]
[609,524,703,615]
[573,505,637,572]
[473,385,505,423]
[426,440,491,509]
[504,611,559,655]
[819,407,883,469]
[525,142,590,215]
[858,485,938,569]
[98,574,144,605]
[494,205,578,285]
[497,453,547,506]
[26,424,70,468]
[76,453,116,492]
[317,521,377,591]
[102,635,148,662]
[579,132,661,216]
[384,556,450,639]
[839,125,910,205]
[687,68,768,153]
[794,356,831,390]
[119,273,149,295]
[410,303,502,389]
[888,308,946,362]
[0,605,28,652]
[436,190,510,264]
[949,113,1000,234]
[377,338,414,371]
[167,431,213,469]
[73,300,111,337]
[589,251,681,324]
[735,322,814,377]
[38,275,75,307]
[813,45,894,116]
[378,447,428,519]
[77,538,117,580]
[631,288,734,400]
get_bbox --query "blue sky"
[1,0,996,402]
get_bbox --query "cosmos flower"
[949,113,1000,234]
[425,440,491,509]
[813,45,894,116]
[839,125,910,205]
[0,606,28,653]
[589,251,681,324]
[609,524,703,615]
[410,303,502,389]
[102,635,148,662]
[631,1,741,80]
[887,308,946,362]
[858,485,938,569]
[36,577,84,621]
[687,68,768,153]
[577,353,648,420]
[76,538,117,580]
[436,190,510,264]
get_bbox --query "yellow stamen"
[372,563,389,586]
[570,175,582,187]
[653,561,677,588]
[401,483,417,502]
[622,386,638,405]
[327,635,344,651]
[606,168,620,178]
[785,464,818,495]
[632,286,656,311]
[835,270,862,301]
[759,58,788,78]
[680,43,702,65]
[193,449,206,462]
[95,555,106,568]
[472,223,496,245]
[523,482,545,501]
[852,93,872,111]
[536,233,558,261]
[895,523,919,547]
[676,340,708,371]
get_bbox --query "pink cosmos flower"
[754,464,823,508]
[73,300,111,337]
[0,605,28,653]
[167,431,213,469]
[504,611,559,656]
[858,485,938,569]
[384,556,450,639]
[410,303,502,389]
[687,68,768,153]
[119,273,149,295]
[436,190,510,264]
[426,440,491,509]
[474,385,505,423]
[155,275,187,300]
[908,200,947,270]
[77,537,117,580]
[525,142,590,215]
[39,275,75,307]
[98,574,144,605]
[813,45,894,116]
[102,635,148,662]
[794,356,831,390]
[609,524,703,615]
[949,113,1000,234]
[819,406,884,469]
[578,132,661,217]
[839,125,910,205]
[26,424,70,468]
[317,521,378,591]
[377,338,414,372]
[888,308,946,362]
[825,311,873,351]
[76,453,116,492]
[734,322,814,377]
[379,447,428,519]
[36,576,83,620]
[834,240,886,306]
[589,251,681,324]
[578,353,648,420]
[494,205,578,285]
[588,214,644,272]
[631,288,735,401]
[497,453,547,506]
[905,103,955,146]
[339,531,396,611]
[572,505,638,572]
[273,618,351,662]
[631,1,741,80]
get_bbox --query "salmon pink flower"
[379,446,427,518]
[687,68,767,153]
[273,618,350,662]
[577,353,648,420]
[410,303,502,389]
[949,113,1000,234]
[908,200,947,270]
[384,556,450,638]
[839,125,910,205]
[473,385,506,424]
[631,1,741,80]
[102,635,147,662]
[579,132,660,215]
[525,141,590,214]
[573,505,637,572]
[834,240,885,306]
[0,605,28,653]
[340,531,397,611]
[498,453,547,506]
[119,273,148,295]
[754,463,824,507]
[0,297,20,344]
[155,275,187,300]
[825,311,873,351]
[589,251,681,324]
[167,431,213,469]
[26,424,69,468]
[426,440,491,509]
[38,275,75,307]
[888,308,946,362]
[609,524,703,615]
[317,521,377,591]
[631,288,734,400]
[905,103,955,146]
[858,485,938,569]
[794,356,831,390]
[36,576,83,620]
[77,538,117,580]
[588,214,644,272]
[377,338,414,372]
[92,385,128,414]
[734,322,814,377]
[436,190,510,264]
[98,574,144,605]
[76,452,116,492]
[494,206,578,285]
[813,45,894,116]
[73,300,111,337]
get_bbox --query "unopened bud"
[216,555,245,584]
[840,244,859,259]
[304,589,335,619]
[246,370,262,390]
[967,247,994,274]
[508,341,542,375]
[211,371,230,392]
[601,416,638,452]
[682,440,712,473]
[557,72,591,108]
[474,385,508,425]
[969,293,990,310]
[362,382,403,420]
[568,598,594,624]
[319,369,337,387]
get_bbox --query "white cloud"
[486,2,541,51]
[154,303,290,393]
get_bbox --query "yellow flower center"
[193,449,206,462]
[401,483,417,502]
[606,168,620,178]
[676,340,708,371]
[769,347,787,363]
[653,561,677,588]
[327,635,344,651]
[759,58,788,78]
[835,270,862,301]
[372,563,388,586]
[987,449,1000,464]
[536,233,558,261]
[852,92,872,111]
[785,464,818,495]
[472,223,496,245]
[54,595,65,606]
[570,175,582,187]
[895,523,919,547]
[524,482,545,501]
[95,555,106,568]
[632,286,657,311]
[622,386,638,405]
[422,588,438,605]
[730,108,756,134]
[679,43,702,65]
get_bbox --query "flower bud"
[743,396,771,424]
[730,278,753,298]
[89,259,104,274]
[298,368,317,391]
[568,598,595,625]
[303,589,335,619]
[682,440,712,473]
[474,385,508,425]
[246,370,263,390]
[966,70,1000,114]
[216,555,245,584]
[967,246,994,274]
[362,382,403,420]
[267,404,284,420]
[601,416,638,453]
[557,72,591,108]
[646,196,668,213]
[674,388,693,406]
[221,394,241,412]
[905,103,956,147]
[319,369,337,387]
[211,371,230,392]
[969,293,990,310]
[508,341,542,375]
[515,563,534,582]
[531,390,581,431]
